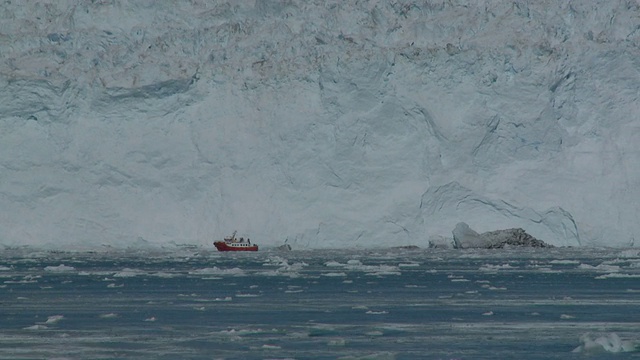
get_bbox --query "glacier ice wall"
[1,1,639,248]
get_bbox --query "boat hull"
[214,241,258,252]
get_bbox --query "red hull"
[214,241,258,252]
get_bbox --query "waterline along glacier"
[1,1,639,249]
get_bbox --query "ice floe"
[99,313,119,319]
[573,333,638,353]
[44,264,75,272]
[23,324,48,330]
[189,267,245,276]
[44,315,64,324]
[578,263,621,272]
[113,268,147,277]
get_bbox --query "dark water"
[1,247,639,359]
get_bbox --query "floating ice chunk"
[324,261,343,267]
[482,311,494,316]
[235,293,260,297]
[479,263,514,271]
[322,272,347,277]
[366,271,401,276]
[573,333,638,353]
[488,286,507,291]
[578,263,621,272]
[366,310,388,315]
[595,273,640,279]
[113,268,146,277]
[256,261,303,278]
[617,249,640,258]
[560,314,575,319]
[365,330,384,336]
[324,260,400,275]
[44,264,75,272]
[44,315,64,324]
[263,255,287,266]
[79,271,114,276]
[5,279,37,284]
[284,289,304,293]
[144,316,157,322]
[24,324,48,330]
[550,259,580,265]
[189,267,245,276]
[100,313,119,319]
[328,338,346,346]
[339,351,396,359]
[152,271,175,278]
[398,263,420,267]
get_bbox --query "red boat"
[214,231,258,252]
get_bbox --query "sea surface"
[1,246,639,359]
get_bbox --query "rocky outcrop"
[452,222,553,249]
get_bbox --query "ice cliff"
[1,1,639,249]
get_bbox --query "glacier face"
[1,0,639,249]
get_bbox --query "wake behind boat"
[213,231,258,252]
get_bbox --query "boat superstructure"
[213,231,258,251]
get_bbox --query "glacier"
[1,0,639,249]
